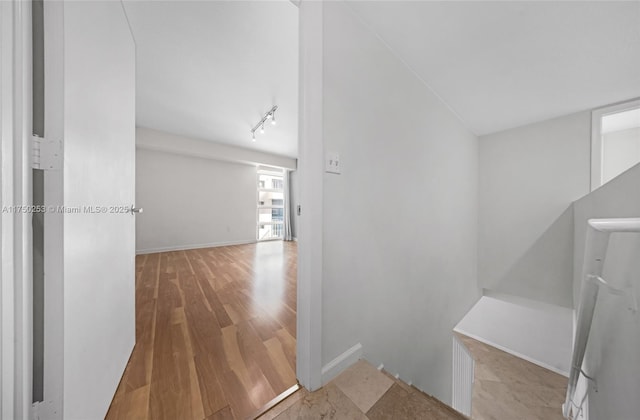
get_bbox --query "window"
[257,168,285,240]
[591,99,640,190]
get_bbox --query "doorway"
[591,98,640,190]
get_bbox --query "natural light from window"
[591,99,640,190]
[257,167,285,241]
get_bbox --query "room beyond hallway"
[106,241,297,420]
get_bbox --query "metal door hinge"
[32,135,62,170]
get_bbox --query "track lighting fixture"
[250,105,278,141]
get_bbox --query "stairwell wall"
[321,2,480,404]
[478,111,591,307]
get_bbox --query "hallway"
[106,241,297,419]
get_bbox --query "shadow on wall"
[490,205,574,308]
[572,162,640,419]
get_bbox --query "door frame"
[1,1,33,419]
[296,0,324,392]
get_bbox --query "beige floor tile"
[331,360,393,413]
[457,334,567,420]
[272,383,368,420]
[367,383,466,420]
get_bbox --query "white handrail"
[563,218,640,419]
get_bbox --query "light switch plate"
[325,152,341,174]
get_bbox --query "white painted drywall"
[321,2,480,404]
[58,2,136,418]
[136,148,258,253]
[454,294,572,375]
[479,111,591,307]
[573,163,640,419]
[602,127,640,185]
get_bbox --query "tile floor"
[258,360,466,420]
[457,333,567,420]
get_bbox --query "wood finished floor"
[106,241,297,420]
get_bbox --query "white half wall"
[454,294,573,376]
[136,148,258,253]
[573,163,640,419]
[479,111,591,307]
[321,2,480,404]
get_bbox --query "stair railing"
[563,218,640,419]
[452,334,474,417]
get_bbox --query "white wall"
[454,294,572,375]
[573,163,640,419]
[479,111,591,308]
[321,2,480,404]
[136,148,258,253]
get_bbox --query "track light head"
[250,105,278,141]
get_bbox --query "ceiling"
[122,1,299,158]
[346,1,640,136]
[123,1,640,158]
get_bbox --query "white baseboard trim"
[453,329,569,377]
[136,239,256,255]
[321,343,363,385]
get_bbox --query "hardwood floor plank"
[264,337,297,388]
[193,352,229,417]
[237,321,289,395]
[275,329,297,373]
[107,241,297,420]
[196,273,234,328]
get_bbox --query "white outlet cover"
[325,152,341,174]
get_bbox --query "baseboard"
[453,329,569,377]
[136,239,256,255]
[321,343,363,385]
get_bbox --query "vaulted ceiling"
[123,1,640,158]
[346,1,640,136]
[122,1,299,158]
